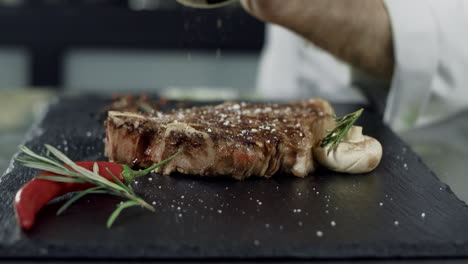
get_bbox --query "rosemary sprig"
[320,108,364,155]
[16,144,181,228]
[56,186,103,216]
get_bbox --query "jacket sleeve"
[383,0,468,131]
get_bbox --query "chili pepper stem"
[120,148,184,184]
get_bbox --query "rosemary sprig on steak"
[320,108,364,155]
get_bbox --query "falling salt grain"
[421,212,426,218]
[316,231,323,237]
[148,177,153,181]
[217,209,222,214]
[379,202,384,207]
[253,240,260,246]
[86,131,92,137]
[152,201,156,205]
[216,19,223,29]
[207,128,212,133]
[331,221,336,227]
[265,224,270,228]
[394,220,399,226]
[298,221,303,226]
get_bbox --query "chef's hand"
[240,0,395,81]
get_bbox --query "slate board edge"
[1,240,468,260]
[1,95,59,178]
[388,126,468,209]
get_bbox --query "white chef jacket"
[256,0,468,132]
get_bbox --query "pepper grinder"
[176,0,237,9]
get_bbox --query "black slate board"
[1,94,468,261]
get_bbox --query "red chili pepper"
[14,161,156,230]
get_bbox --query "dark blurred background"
[0,0,264,92]
[0,0,264,171]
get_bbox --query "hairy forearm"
[242,0,395,80]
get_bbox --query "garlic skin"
[314,126,383,174]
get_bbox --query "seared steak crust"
[105,99,335,180]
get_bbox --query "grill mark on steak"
[105,99,336,179]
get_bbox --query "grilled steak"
[105,99,336,180]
